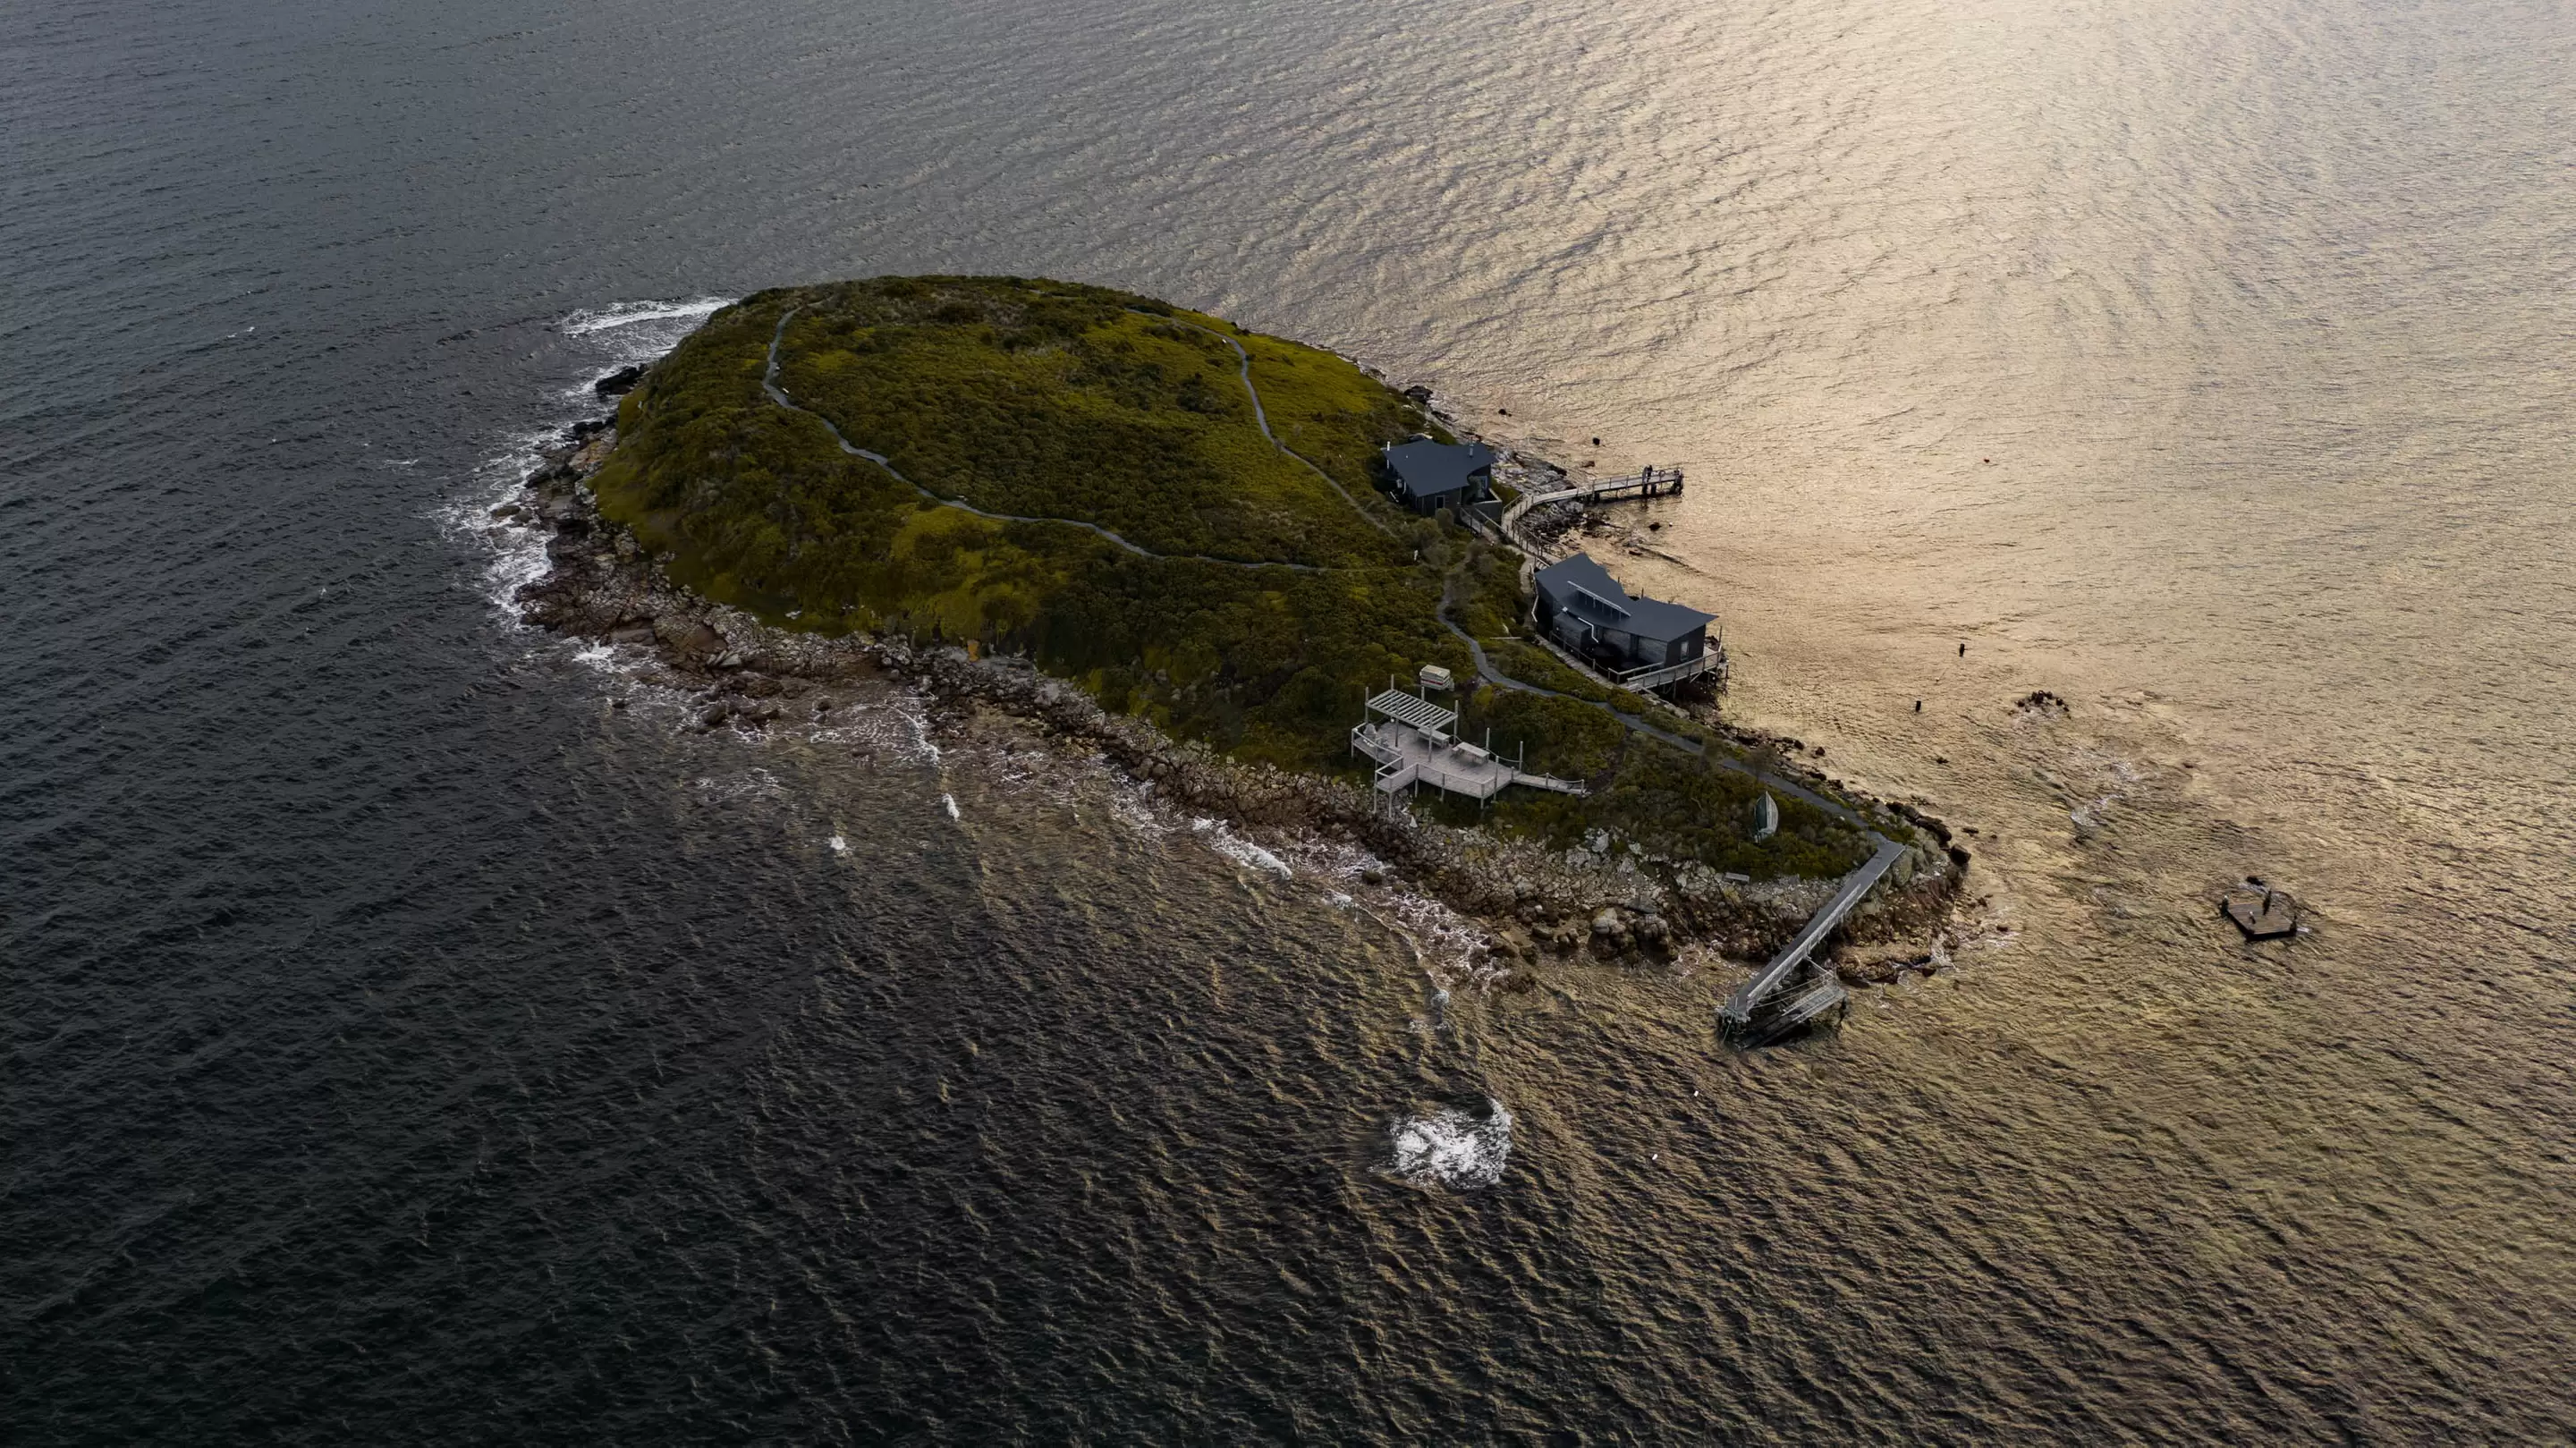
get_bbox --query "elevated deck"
[1606,651,1724,692]
[1523,624,1730,700]
[1352,721,1589,800]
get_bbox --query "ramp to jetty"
[1721,836,1908,1039]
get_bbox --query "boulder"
[592,363,648,398]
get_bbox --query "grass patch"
[1188,312,1444,524]
[776,284,1411,568]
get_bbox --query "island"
[511,275,1964,1036]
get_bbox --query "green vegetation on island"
[590,275,1871,878]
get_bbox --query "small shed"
[1378,438,1496,516]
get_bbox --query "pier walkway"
[1720,835,1909,1040]
[1502,467,1685,528]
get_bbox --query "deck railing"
[1607,653,1724,691]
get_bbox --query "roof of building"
[1534,553,1716,643]
[1383,439,1496,502]
[1365,689,1457,736]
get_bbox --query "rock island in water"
[509,275,1963,994]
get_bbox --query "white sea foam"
[1387,1099,1513,1189]
[1191,817,1292,877]
[1106,788,1170,841]
[563,297,731,335]
[691,768,785,802]
[559,300,735,399]
[444,296,739,640]
[436,420,566,622]
[904,706,943,764]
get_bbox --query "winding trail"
[1146,312,1402,542]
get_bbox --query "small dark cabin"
[1378,438,1496,517]
[1531,553,1716,679]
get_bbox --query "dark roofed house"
[1531,553,1720,690]
[1378,438,1496,516]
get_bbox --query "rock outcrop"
[591,363,648,398]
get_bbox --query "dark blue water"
[10,0,2572,1440]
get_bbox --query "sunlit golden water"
[1152,0,2576,1427]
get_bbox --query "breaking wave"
[1386,1097,1513,1189]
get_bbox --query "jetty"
[1503,465,1685,523]
[1476,466,1683,549]
[1719,835,1908,1046]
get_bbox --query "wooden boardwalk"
[1496,467,1684,540]
[1720,835,1909,1042]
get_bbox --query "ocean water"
[5,0,2570,1440]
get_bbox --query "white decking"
[1352,721,1587,800]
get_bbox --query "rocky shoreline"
[504,405,1969,995]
